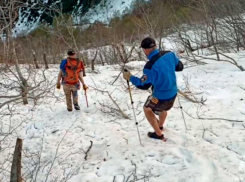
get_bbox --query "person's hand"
[56,82,61,89]
[83,84,88,91]
[123,70,132,81]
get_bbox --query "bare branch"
[178,90,206,104]
[90,86,129,119]
[183,108,244,123]
[84,141,93,160]
[44,118,78,182]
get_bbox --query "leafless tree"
[91,49,98,71]
[132,1,158,38]
[173,0,245,71]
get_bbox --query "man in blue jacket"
[123,37,183,140]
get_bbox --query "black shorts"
[144,95,177,115]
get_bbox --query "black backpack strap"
[149,51,171,63]
[75,58,80,66]
[144,51,171,91]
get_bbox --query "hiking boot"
[147,132,164,140]
[67,108,72,112]
[74,103,80,110]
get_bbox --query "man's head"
[67,49,76,58]
[140,37,157,56]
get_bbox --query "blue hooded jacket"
[130,49,181,100]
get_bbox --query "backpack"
[61,58,85,84]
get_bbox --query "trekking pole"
[85,90,89,108]
[177,91,188,130]
[124,69,143,146]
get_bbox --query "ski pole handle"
[124,69,134,104]
[124,69,130,87]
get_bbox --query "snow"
[1,50,245,181]
[80,0,136,24]
[13,5,43,36]
[13,0,137,36]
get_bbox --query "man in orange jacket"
[57,49,88,111]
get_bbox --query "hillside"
[1,0,245,181]
[1,50,245,181]
[13,0,136,35]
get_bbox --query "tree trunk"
[10,138,22,182]
[206,29,211,47]
[91,59,95,71]
[43,52,49,69]
[209,18,220,61]
[99,53,104,66]
[32,50,39,69]
[21,86,28,105]
[91,50,98,71]
[210,29,220,61]
[13,42,28,105]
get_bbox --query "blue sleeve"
[130,74,152,90]
[130,68,155,88]
[60,60,67,71]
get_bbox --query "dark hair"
[67,49,75,56]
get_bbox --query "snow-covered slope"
[80,0,135,23]
[13,0,136,35]
[1,50,245,181]
[13,8,44,35]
